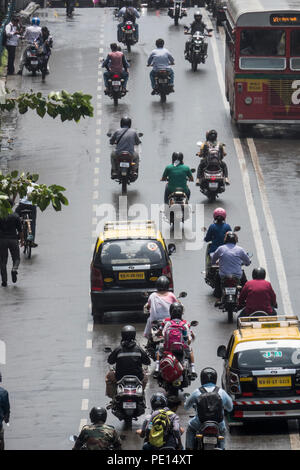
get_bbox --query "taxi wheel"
[92,305,105,323]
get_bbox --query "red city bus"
[224,0,300,129]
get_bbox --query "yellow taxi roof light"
[238,315,299,330]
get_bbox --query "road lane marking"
[84,356,91,368]
[81,399,89,411]
[247,138,294,314]
[82,379,90,390]
[86,339,92,349]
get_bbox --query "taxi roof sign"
[102,220,159,240]
[238,315,300,330]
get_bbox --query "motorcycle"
[167,188,190,228]
[203,226,241,290]
[106,73,127,106]
[144,291,187,361]
[108,375,146,429]
[168,0,187,26]
[184,30,212,71]
[195,421,224,450]
[155,320,198,396]
[107,132,143,195]
[24,44,47,78]
[196,141,226,202]
[120,21,137,52]
[152,69,174,103]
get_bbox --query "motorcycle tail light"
[203,426,218,436]
[113,74,120,79]
[223,277,238,287]
[127,25,132,29]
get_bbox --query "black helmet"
[194,11,202,20]
[170,302,183,319]
[206,129,218,142]
[156,275,170,292]
[172,152,183,164]
[252,267,266,280]
[224,231,237,244]
[150,392,168,410]
[121,325,136,342]
[120,116,132,128]
[156,38,164,48]
[200,367,217,385]
[89,407,107,424]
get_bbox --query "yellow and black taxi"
[217,315,300,427]
[90,220,176,321]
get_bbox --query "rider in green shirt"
[161,152,194,203]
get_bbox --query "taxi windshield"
[99,240,165,266]
[233,340,300,370]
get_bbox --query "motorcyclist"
[34,26,53,75]
[117,0,140,42]
[161,152,194,204]
[18,17,42,75]
[238,267,277,317]
[102,43,129,93]
[136,392,183,450]
[184,367,233,450]
[0,374,10,451]
[154,302,197,379]
[204,208,232,254]
[143,275,178,339]
[147,38,175,95]
[211,231,251,306]
[184,11,211,58]
[105,325,150,399]
[73,407,122,450]
[109,116,141,179]
[196,129,230,186]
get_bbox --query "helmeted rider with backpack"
[136,392,183,450]
[154,302,197,379]
[196,129,230,186]
[184,367,233,450]
[117,0,140,42]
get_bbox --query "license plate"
[225,287,236,294]
[119,162,130,168]
[257,376,291,388]
[119,272,145,280]
[123,402,136,409]
[112,81,121,86]
[209,182,218,189]
[31,60,38,65]
[158,79,168,83]
[203,436,218,444]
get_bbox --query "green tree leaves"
[1,89,94,122]
[0,172,69,218]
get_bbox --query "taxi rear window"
[232,340,300,370]
[95,240,165,266]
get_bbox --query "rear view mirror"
[178,291,187,298]
[234,226,241,232]
[217,345,227,359]
[107,132,112,137]
[208,28,213,32]
[168,243,176,255]
[104,347,112,353]
[196,141,203,147]
[138,132,143,137]
[190,320,198,327]
[191,168,196,173]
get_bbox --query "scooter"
[196,141,226,202]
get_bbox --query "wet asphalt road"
[0,6,299,450]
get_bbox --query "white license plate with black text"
[225,288,237,294]
[123,402,136,409]
[209,182,218,189]
[203,436,218,444]
[112,81,121,86]
[120,162,130,168]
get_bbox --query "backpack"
[148,409,174,448]
[124,6,136,22]
[159,352,184,383]
[2,24,9,46]
[163,319,186,353]
[196,386,223,423]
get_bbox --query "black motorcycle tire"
[174,15,179,26]
[227,305,234,323]
[113,95,118,106]
[192,59,198,72]
[160,92,167,103]
[208,191,216,202]
[121,177,127,195]
[124,416,133,429]
[126,42,131,53]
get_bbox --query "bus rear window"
[240,29,286,56]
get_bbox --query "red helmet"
[213,207,226,221]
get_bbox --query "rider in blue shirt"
[204,208,231,254]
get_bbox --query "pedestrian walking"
[5,16,22,75]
